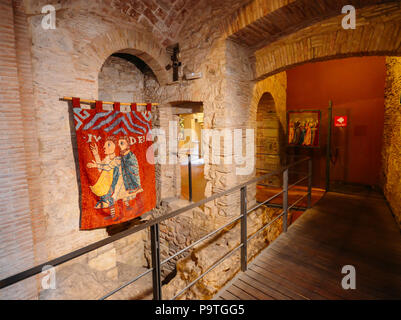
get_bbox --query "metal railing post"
[283,169,289,232]
[188,154,192,202]
[150,223,162,300]
[240,186,248,272]
[326,100,333,192]
[307,159,313,209]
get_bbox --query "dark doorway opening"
[286,56,386,193]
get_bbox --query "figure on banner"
[87,136,120,219]
[288,122,295,144]
[303,120,312,146]
[110,136,144,211]
[292,121,302,145]
[87,135,144,221]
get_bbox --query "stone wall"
[142,1,256,287]
[382,57,401,229]
[98,56,145,102]
[0,0,173,299]
[148,0,290,292]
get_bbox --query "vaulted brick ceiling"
[22,0,252,48]
[227,0,400,50]
[111,0,252,46]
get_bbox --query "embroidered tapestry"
[72,98,156,230]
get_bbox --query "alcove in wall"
[171,101,206,203]
[255,92,283,202]
[98,53,159,103]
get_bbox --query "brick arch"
[250,73,287,197]
[254,3,401,81]
[224,0,398,49]
[255,92,282,188]
[78,28,170,85]
[257,92,276,113]
[250,73,287,132]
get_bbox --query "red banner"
[72,99,156,230]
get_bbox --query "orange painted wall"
[287,56,386,187]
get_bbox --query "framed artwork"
[287,110,321,148]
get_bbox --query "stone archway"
[249,73,287,203]
[224,0,397,48]
[77,28,170,87]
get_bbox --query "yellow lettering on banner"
[87,134,102,143]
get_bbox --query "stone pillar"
[382,57,401,229]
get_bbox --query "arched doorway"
[286,56,386,191]
[98,53,159,103]
[93,52,161,287]
[97,51,162,208]
[255,92,283,202]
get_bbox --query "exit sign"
[335,116,347,127]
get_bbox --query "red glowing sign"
[334,116,347,127]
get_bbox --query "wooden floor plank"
[244,267,310,300]
[256,253,372,299]
[227,285,257,300]
[251,260,343,300]
[220,290,240,300]
[238,272,295,300]
[216,191,401,300]
[249,263,330,300]
[266,239,401,298]
[233,279,276,300]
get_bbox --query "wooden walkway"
[216,191,401,300]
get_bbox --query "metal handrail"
[247,211,285,243]
[172,243,244,300]
[288,175,309,191]
[248,190,284,214]
[289,193,309,211]
[99,267,153,300]
[160,215,244,266]
[0,156,313,301]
